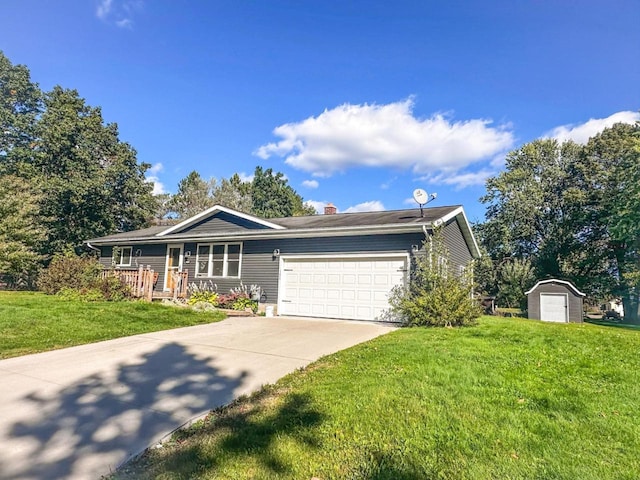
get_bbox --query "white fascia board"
[91,223,431,245]
[157,205,286,236]
[525,279,586,297]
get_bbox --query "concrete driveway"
[0,316,395,480]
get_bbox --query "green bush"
[57,287,105,302]
[187,281,219,306]
[38,252,103,295]
[388,231,482,327]
[188,290,219,306]
[38,252,131,301]
[95,275,132,301]
[231,295,258,313]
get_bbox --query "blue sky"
[2,1,639,222]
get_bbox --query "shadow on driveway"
[2,343,247,479]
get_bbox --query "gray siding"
[186,233,424,302]
[99,228,472,300]
[527,282,584,323]
[99,244,168,291]
[176,211,270,235]
[443,218,473,267]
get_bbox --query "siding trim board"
[158,205,285,236]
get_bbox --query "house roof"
[268,205,460,229]
[86,204,480,258]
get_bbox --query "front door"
[165,244,184,291]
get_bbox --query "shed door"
[279,256,407,321]
[540,293,568,322]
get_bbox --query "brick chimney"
[324,203,337,215]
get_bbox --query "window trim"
[115,246,133,267]
[195,242,242,278]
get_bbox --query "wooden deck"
[100,267,188,301]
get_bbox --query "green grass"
[0,291,226,359]
[116,316,640,480]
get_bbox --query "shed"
[525,279,585,323]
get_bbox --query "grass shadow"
[121,387,326,478]
[585,318,640,331]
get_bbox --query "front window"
[196,243,242,278]
[115,246,132,266]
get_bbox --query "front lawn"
[0,291,226,359]
[116,316,640,480]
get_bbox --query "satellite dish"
[413,188,428,205]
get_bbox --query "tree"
[388,230,481,326]
[211,173,252,213]
[576,123,640,322]
[480,123,640,323]
[0,175,45,287]
[168,170,215,218]
[251,166,315,218]
[36,87,157,255]
[496,258,535,310]
[480,139,583,279]
[0,51,42,176]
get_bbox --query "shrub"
[38,252,103,295]
[388,231,482,327]
[57,287,105,302]
[38,252,131,301]
[187,281,219,306]
[218,291,258,313]
[95,275,132,302]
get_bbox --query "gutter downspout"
[85,242,101,254]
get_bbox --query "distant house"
[86,204,480,322]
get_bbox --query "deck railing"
[100,267,188,300]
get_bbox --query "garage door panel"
[298,288,312,299]
[327,289,340,300]
[357,290,371,301]
[280,256,407,321]
[343,274,356,284]
[342,290,356,301]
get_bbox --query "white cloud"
[546,111,640,144]
[343,200,385,213]
[423,168,496,190]
[302,179,319,189]
[146,162,166,195]
[115,18,132,28]
[96,0,142,28]
[238,172,255,183]
[304,200,329,214]
[96,0,113,19]
[380,176,397,190]
[255,98,514,178]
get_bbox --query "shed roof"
[525,279,586,297]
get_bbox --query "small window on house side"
[117,246,132,266]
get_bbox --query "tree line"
[475,122,640,323]
[155,167,314,222]
[0,52,313,287]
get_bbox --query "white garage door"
[278,256,408,321]
[540,294,568,322]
